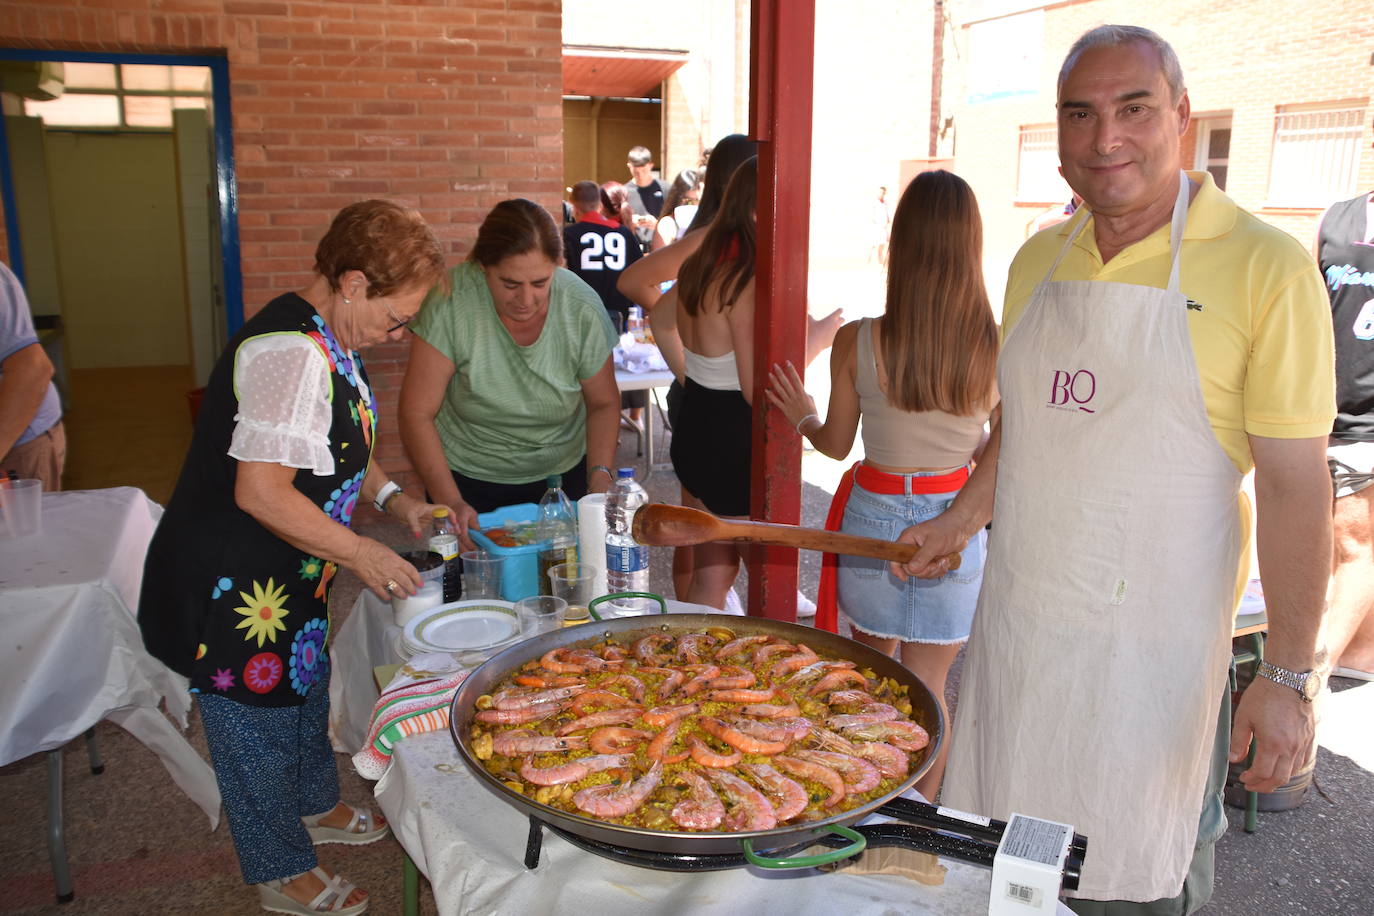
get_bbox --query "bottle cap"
[617,468,635,478]
[547,475,561,487]
[433,507,449,518]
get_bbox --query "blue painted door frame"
[0,48,244,334]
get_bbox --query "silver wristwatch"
[1255,660,1321,702]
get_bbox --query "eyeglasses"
[382,301,412,333]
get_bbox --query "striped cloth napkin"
[352,653,470,780]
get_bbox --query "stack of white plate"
[397,599,523,664]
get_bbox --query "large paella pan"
[448,608,946,864]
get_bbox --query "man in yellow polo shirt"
[896,24,1334,915]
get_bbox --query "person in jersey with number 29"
[765,169,998,801]
[895,25,1334,912]
[563,180,643,333]
[400,198,621,544]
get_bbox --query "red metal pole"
[747,0,813,621]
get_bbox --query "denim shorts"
[837,470,985,643]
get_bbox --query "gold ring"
[385,579,399,592]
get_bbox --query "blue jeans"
[837,471,985,643]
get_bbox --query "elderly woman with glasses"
[140,199,449,916]
[399,198,620,544]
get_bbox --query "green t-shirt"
[412,261,617,483]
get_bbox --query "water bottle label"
[606,543,648,574]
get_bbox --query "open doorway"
[0,50,241,501]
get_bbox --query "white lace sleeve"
[228,333,336,476]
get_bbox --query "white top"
[227,333,349,476]
[683,346,740,391]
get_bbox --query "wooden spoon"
[631,503,961,571]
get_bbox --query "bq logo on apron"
[1047,369,1097,412]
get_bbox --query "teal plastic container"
[470,503,549,601]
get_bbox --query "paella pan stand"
[521,798,1085,891]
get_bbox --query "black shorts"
[670,378,751,516]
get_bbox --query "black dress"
[139,294,375,706]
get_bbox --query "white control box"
[988,812,1074,915]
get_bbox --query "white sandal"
[258,868,368,915]
[302,803,390,846]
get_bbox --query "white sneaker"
[724,588,743,615]
[796,590,817,617]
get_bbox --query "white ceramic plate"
[403,600,521,653]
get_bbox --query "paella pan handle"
[587,592,668,621]
[739,824,867,869]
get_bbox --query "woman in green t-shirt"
[400,199,621,543]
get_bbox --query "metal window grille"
[1266,107,1364,206]
[23,63,209,131]
[1017,127,1069,202]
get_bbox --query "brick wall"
[948,0,1374,295]
[0,0,566,494]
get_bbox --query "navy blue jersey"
[563,219,643,323]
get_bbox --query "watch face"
[1302,673,1321,701]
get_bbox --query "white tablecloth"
[375,729,1073,916]
[0,487,220,824]
[329,590,736,754]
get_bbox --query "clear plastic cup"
[547,562,596,623]
[0,478,42,539]
[515,595,568,635]
[460,550,504,599]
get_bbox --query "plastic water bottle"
[428,507,462,602]
[605,467,650,614]
[537,475,578,586]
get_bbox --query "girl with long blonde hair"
[766,169,998,797]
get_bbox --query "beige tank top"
[855,317,995,468]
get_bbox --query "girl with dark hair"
[765,170,999,797]
[651,168,702,250]
[400,199,620,537]
[616,134,758,310]
[655,158,759,607]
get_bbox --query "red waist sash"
[815,462,970,633]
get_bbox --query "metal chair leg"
[46,749,75,903]
[403,849,420,916]
[84,727,104,776]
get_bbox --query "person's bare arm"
[649,286,685,382]
[360,462,445,540]
[805,308,845,367]
[579,356,620,494]
[235,462,424,599]
[1230,434,1332,792]
[0,343,54,457]
[617,232,704,310]
[765,320,861,459]
[398,335,477,548]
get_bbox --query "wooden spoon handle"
[631,503,961,571]
[714,517,960,569]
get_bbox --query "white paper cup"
[0,478,42,539]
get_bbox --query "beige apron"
[943,173,1242,902]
